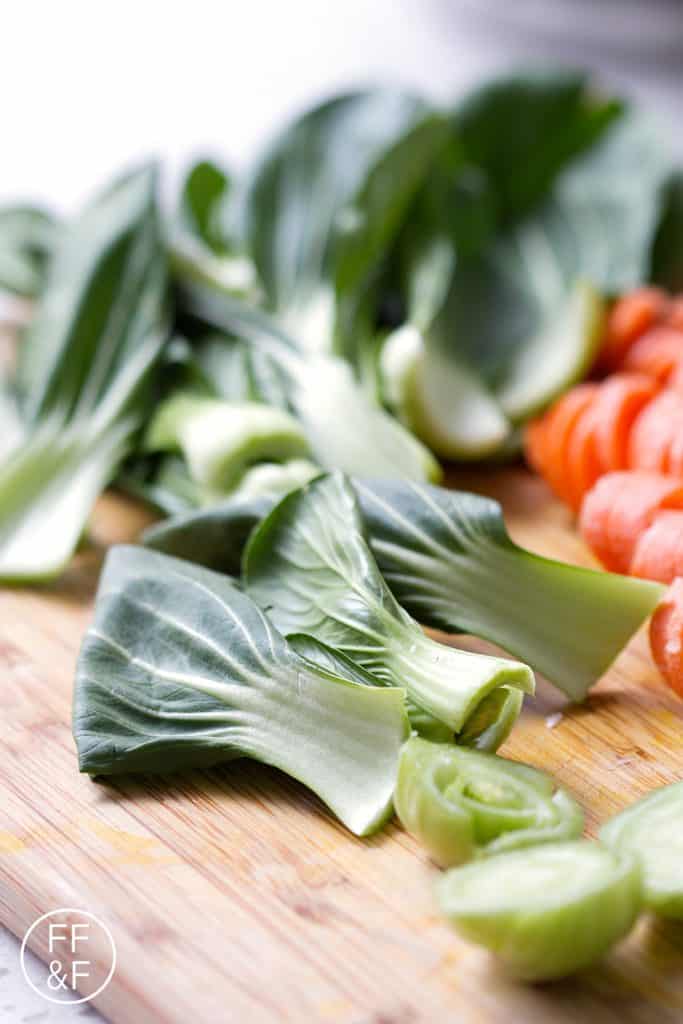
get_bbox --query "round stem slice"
[436,841,642,981]
[395,738,583,868]
[600,781,683,918]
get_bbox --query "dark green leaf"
[74,544,408,836]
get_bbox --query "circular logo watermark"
[20,908,116,1005]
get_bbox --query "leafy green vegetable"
[600,782,683,918]
[145,393,311,498]
[436,841,642,980]
[356,480,664,701]
[390,110,672,456]
[176,275,441,482]
[244,474,534,733]
[395,737,583,867]
[240,89,429,353]
[0,165,167,582]
[73,545,409,836]
[0,205,58,298]
[651,172,683,291]
[179,159,232,255]
[143,479,662,701]
[455,70,622,222]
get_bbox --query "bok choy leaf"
[73,545,409,836]
[143,478,662,701]
[0,205,58,298]
[176,275,440,482]
[243,473,534,733]
[0,165,167,582]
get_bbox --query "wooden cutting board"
[1,467,683,1024]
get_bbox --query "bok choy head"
[243,473,534,735]
[73,545,409,837]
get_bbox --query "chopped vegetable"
[244,473,534,734]
[631,512,683,583]
[0,166,167,582]
[144,393,311,499]
[73,545,409,837]
[598,287,670,372]
[622,326,683,388]
[601,781,683,917]
[144,477,663,701]
[0,205,58,299]
[436,841,642,980]
[580,471,683,573]
[648,579,683,697]
[176,275,441,483]
[395,738,583,867]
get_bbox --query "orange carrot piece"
[565,403,603,511]
[622,325,683,386]
[579,471,683,573]
[598,287,669,372]
[630,511,683,583]
[667,296,683,333]
[628,390,683,474]
[649,577,683,697]
[543,384,599,506]
[592,373,658,472]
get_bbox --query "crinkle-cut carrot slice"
[667,296,683,333]
[630,511,683,583]
[628,390,683,474]
[649,578,683,698]
[597,288,669,372]
[579,471,683,573]
[565,403,603,511]
[623,325,683,386]
[543,384,599,506]
[524,416,549,475]
[592,373,659,472]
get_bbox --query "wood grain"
[1,471,683,1024]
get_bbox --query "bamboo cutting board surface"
[2,468,683,1024]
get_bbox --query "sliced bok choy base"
[143,479,662,701]
[436,841,643,981]
[73,546,409,837]
[243,473,534,735]
[600,781,683,919]
[395,738,583,868]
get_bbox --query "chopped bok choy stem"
[601,781,683,919]
[437,841,643,980]
[243,473,534,734]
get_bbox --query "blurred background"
[1,2,682,1020]
[2,0,682,214]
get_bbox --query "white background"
[0,2,681,1020]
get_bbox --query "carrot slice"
[579,471,683,573]
[629,390,683,474]
[649,578,683,698]
[597,288,669,372]
[592,373,658,472]
[565,403,603,511]
[630,511,683,583]
[543,384,599,506]
[622,326,683,386]
[667,297,683,333]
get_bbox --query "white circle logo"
[20,908,116,1005]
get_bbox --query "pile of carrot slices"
[524,287,683,695]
